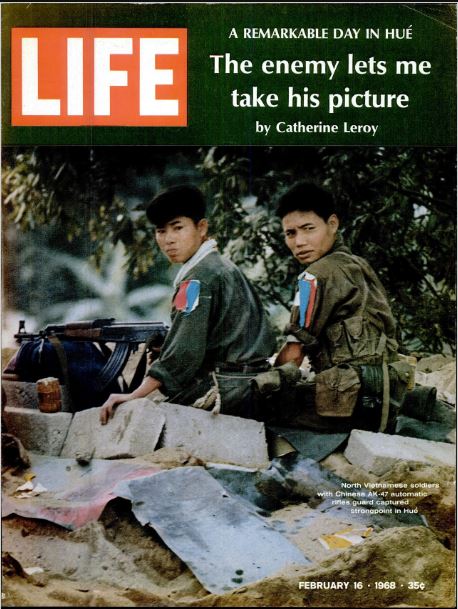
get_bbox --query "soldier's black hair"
[276,181,336,221]
[146,184,206,227]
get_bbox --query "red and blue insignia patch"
[298,272,317,328]
[174,279,201,314]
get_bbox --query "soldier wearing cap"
[100,184,276,424]
[271,181,401,433]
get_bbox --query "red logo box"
[11,28,187,126]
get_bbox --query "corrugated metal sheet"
[114,466,311,594]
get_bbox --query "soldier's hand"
[99,393,132,425]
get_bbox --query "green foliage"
[41,241,171,323]
[3,148,114,243]
[2,146,455,354]
[2,147,194,279]
[319,147,456,353]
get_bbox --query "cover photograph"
[1,2,456,607]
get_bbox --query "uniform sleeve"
[287,267,357,351]
[147,278,213,396]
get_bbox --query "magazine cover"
[1,2,456,607]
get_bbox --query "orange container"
[37,377,62,413]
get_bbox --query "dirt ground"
[2,448,456,608]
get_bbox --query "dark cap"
[146,184,206,227]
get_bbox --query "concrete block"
[344,429,456,476]
[60,399,165,460]
[156,402,269,468]
[3,380,39,409]
[3,406,72,456]
[2,380,72,412]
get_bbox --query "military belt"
[214,361,271,374]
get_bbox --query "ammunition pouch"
[314,360,410,428]
[316,316,392,370]
[315,364,361,417]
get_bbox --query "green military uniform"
[148,250,276,417]
[275,234,400,432]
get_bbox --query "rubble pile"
[1,357,456,607]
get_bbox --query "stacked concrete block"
[3,396,270,468]
[344,429,456,475]
[61,400,269,467]
[156,402,269,468]
[61,400,165,459]
[3,406,72,456]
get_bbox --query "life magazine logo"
[11,28,187,126]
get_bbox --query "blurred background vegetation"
[2,146,456,355]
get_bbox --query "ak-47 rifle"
[13,318,169,393]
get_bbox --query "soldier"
[272,181,402,433]
[100,184,276,424]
